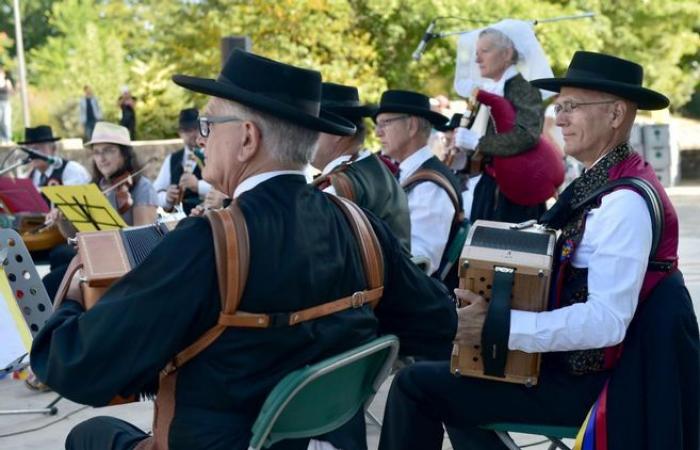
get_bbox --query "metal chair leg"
[365,409,383,428]
[0,394,62,416]
[494,431,523,450]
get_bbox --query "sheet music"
[0,268,31,370]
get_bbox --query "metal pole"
[435,12,596,38]
[12,0,31,128]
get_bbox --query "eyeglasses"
[90,146,120,157]
[198,115,243,137]
[376,115,410,130]
[553,100,617,115]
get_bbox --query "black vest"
[170,149,202,215]
[31,159,69,187]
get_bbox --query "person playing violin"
[41,123,157,301]
[87,121,158,226]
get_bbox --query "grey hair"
[216,99,320,167]
[414,116,433,140]
[479,28,518,65]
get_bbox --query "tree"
[28,0,129,135]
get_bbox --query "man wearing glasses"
[310,82,411,252]
[374,89,462,282]
[378,52,694,450]
[30,50,457,450]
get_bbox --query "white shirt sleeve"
[153,155,172,208]
[197,179,212,198]
[509,189,652,352]
[407,182,455,274]
[62,161,92,185]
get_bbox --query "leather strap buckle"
[351,291,366,308]
[267,312,291,328]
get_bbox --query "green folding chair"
[481,423,579,450]
[248,335,400,450]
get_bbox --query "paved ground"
[1,186,698,450]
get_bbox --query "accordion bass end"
[450,220,557,386]
[74,224,170,309]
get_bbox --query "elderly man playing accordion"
[29,50,457,450]
[378,51,698,450]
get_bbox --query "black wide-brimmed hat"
[530,51,669,110]
[321,82,375,119]
[178,108,199,130]
[18,125,61,145]
[435,113,464,132]
[373,90,448,127]
[172,50,355,136]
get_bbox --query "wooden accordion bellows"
[451,220,557,386]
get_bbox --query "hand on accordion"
[454,289,488,347]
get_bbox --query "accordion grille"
[470,227,551,255]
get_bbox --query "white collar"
[398,146,433,183]
[481,65,519,96]
[233,170,306,199]
[321,149,371,175]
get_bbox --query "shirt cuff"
[508,310,538,351]
[198,180,212,198]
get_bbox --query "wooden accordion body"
[451,220,557,386]
[76,223,172,309]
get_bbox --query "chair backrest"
[438,219,471,280]
[249,335,400,450]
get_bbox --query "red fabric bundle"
[477,90,564,205]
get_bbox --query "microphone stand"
[0,157,31,177]
[413,12,595,57]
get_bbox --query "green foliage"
[27,0,129,136]
[4,0,699,140]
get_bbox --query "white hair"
[479,28,519,65]
[217,99,320,167]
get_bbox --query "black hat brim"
[18,137,61,145]
[373,104,448,127]
[173,75,356,136]
[530,78,670,111]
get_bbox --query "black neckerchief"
[540,143,633,232]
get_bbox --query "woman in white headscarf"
[454,20,556,223]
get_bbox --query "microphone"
[17,146,60,165]
[412,21,436,61]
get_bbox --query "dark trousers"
[66,417,147,450]
[378,360,609,450]
[64,412,366,450]
[470,172,546,224]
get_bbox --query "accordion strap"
[52,255,84,310]
[162,204,249,375]
[402,168,464,224]
[162,196,384,375]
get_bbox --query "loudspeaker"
[221,36,252,67]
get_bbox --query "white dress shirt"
[509,188,652,352]
[153,147,212,208]
[320,150,371,196]
[399,146,455,274]
[31,160,91,187]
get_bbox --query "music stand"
[41,184,127,231]
[0,229,61,416]
[0,177,50,214]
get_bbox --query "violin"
[105,171,135,215]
